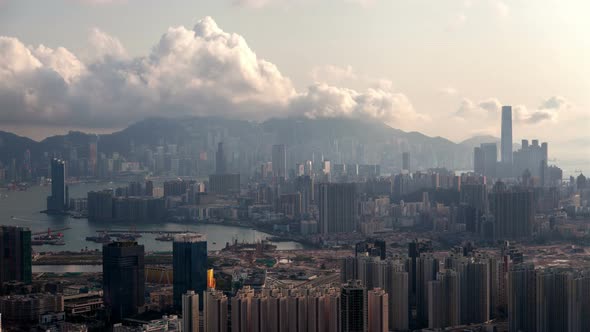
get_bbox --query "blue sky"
[0,0,588,159]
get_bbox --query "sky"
[0,0,588,160]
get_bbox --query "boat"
[116,233,142,241]
[155,233,175,242]
[86,233,111,243]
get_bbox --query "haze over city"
[0,1,589,332]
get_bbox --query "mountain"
[0,117,477,172]
[459,135,499,149]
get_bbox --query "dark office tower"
[341,280,367,332]
[408,240,432,297]
[489,182,535,239]
[46,158,66,212]
[501,105,513,164]
[458,261,490,324]
[173,233,207,310]
[294,175,313,214]
[0,226,32,284]
[508,264,536,332]
[215,142,226,174]
[144,180,154,197]
[569,274,590,332]
[428,270,460,329]
[480,143,498,178]
[271,144,287,180]
[102,241,145,322]
[402,152,410,172]
[473,147,484,175]
[536,270,570,332]
[460,183,488,213]
[318,183,358,234]
[417,253,439,327]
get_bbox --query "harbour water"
[0,182,303,257]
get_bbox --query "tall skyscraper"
[417,253,439,326]
[0,226,32,284]
[215,142,226,174]
[173,233,207,310]
[46,158,66,212]
[458,260,490,325]
[204,289,228,332]
[368,288,388,332]
[501,105,513,164]
[536,270,570,332]
[385,266,409,331]
[271,144,287,180]
[569,274,590,332]
[508,264,537,332]
[182,290,199,332]
[318,183,358,234]
[341,280,367,332]
[102,241,145,321]
[402,152,410,172]
[480,143,498,178]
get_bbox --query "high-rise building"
[458,260,490,325]
[417,253,439,326]
[508,264,536,332]
[480,143,498,178]
[368,288,388,332]
[341,280,367,332]
[569,274,590,332]
[402,152,410,172]
[473,147,484,175]
[102,241,145,322]
[204,289,228,332]
[384,265,409,331]
[536,270,570,332]
[513,139,549,178]
[0,226,32,284]
[215,142,226,174]
[46,158,66,212]
[271,144,287,180]
[173,233,207,310]
[294,175,313,214]
[501,106,513,164]
[182,290,199,332]
[318,183,358,234]
[428,270,460,329]
[489,182,535,239]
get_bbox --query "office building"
[318,183,358,234]
[508,264,536,332]
[182,290,199,332]
[489,182,535,239]
[271,144,287,180]
[368,288,388,332]
[294,175,313,214]
[215,142,226,174]
[428,270,460,329]
[173,234,207,310]
[501,106,513,164]
[513,139,549,178]
[102,241,145,322]
[208,173,240,195]
[0,226,32,284]
[341,280,367,332]
[480,143,498,178]
[46,158,66,212]
[402,152,410,172]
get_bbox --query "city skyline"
[0,1,588,162]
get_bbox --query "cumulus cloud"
[0,17,422,131]
[454,96,570,125]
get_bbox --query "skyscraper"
[402,152,410,172]
[173,233,207,310]
[341,280,367,332]
[102,241,145,322]
[480,143,498,178]
[385,265,409,332]
[215,142,226,174]
[536,270,570,332]
[46,158,66,213]
[489,182,535,239]
[318,183,358,234]
[569,274,590,332]
[271,144,287,180]
[417,253,439,326]
[0,226,32,284]
[501,105,513,164]
[458,260,490,325]
[182,290,199,332]
[368,288,388,332]
[204,289,228,332]
[428,270,460,329]
[508,264,536,332]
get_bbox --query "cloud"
[233,0,376,8]
[454,96,571,125]
[0,16,423,131]
[440,87,458,96]
[491,0,509,18]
